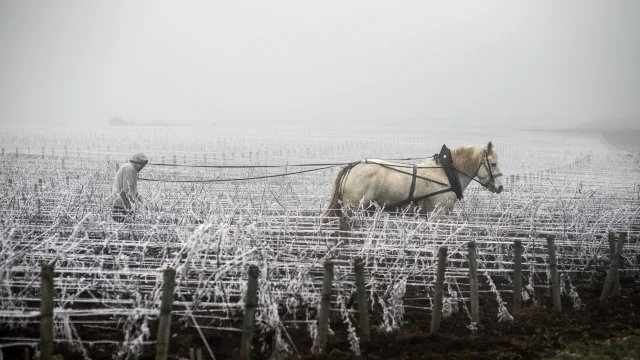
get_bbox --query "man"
[111,152,148,222]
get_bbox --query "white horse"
[323,142,505,218]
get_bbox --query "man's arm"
[122,166,138,209]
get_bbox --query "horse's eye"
[491,163,497,167]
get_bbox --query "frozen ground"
[0,125,638,358]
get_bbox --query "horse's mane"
[417,144,495,172]
[451,146,484,173]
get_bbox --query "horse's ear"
[487,141,493,153]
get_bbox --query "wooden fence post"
[615,232,626,295]
[240,265,259,359]
[546,236,561,313]
[513,240,523,314]
[607,232,621,296]
[600,232,627,302]
[316,260,334,354]
[354,257,370,337]
[431,246,447,333]
[40,264,54,360]
[155,268,176,360]
[468,242,479,324]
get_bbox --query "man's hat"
[130,152,149,165]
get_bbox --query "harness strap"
[337,161,360,201]
[386,187,455,209]
[411,187,456,203]
[373,163,451,187]
[439,145,464,200]
[379,146,462,209]
[443,166,463,200]
[341,160,457,210]
[338,145,503,211]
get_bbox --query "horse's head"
[477,141,505,194]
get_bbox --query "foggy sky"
[1,0,639,128]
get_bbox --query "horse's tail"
[322,167,347,218]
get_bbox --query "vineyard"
[1,125,639,359]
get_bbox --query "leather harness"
[337,144,502,211]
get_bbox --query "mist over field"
[1,2,640,360]
[1,0,639,131]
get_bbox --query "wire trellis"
[1,128,639,358]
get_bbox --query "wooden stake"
[354,257,370,337]
[240,265,259,359]
[615,232,626,295]
[513,240,523,314]
[608,232,621,296]
[547,236,561,313]
[40,264,54,360]
[317,260,334,354]
[468,242,479,324]
[155,268,176,360]
[431,246,447,333]
[600,232,627,302]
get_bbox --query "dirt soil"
[2,278,639,360]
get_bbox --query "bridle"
[456,149,503,192]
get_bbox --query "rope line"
[139,165,339,183]
[147,156,433,169]
[139,155,437,183]
[147,162,348,169]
